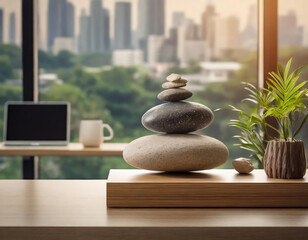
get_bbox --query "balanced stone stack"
[123,73,229,172]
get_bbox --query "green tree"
[78,53,111,67]
[55,50,76,69]
[0,56,13,82]
[0,43,21,68]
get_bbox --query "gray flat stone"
[142,102,214,133]
[162,80,187,89]
[123,134,229,172]
[157,88,193,101]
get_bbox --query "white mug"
[79,120,114,147]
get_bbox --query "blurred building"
[131,30,138,49]
[240,4,258,49]
[138,0,165,60]
[112,49,143,66]
[185,19,201,40]
[53,37,76,54]
[172,12,186,28]
[5,73,62,92]
[9,12,16,45]
[201,3,217,57]
[0,9,3,43]
[148,35,165,65]
[114,2,131,50]
[182,62,241,91]
[88,0,110,53]
[161,28,178,62]
[214,16,240,58]
[177,21,208,66]
[48,0,75,52]
[279,10,303,46]
[78,9,89,53]
[147,28,178,65]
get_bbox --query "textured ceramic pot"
[264,140,307,179]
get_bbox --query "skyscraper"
[65,2,75,38]
[240,5,258,49]
[78,9,89,53]
[214,16,240,58]
[9,12,16,45]
[279,10,303,46]
[138,0,165,59]
[88,0,110,53]
[0,9,3,43]
[47,0,75,52]
[114,2,131,50]
[177,20,208,66]
[201,3,216,52]
[185,19,201,41]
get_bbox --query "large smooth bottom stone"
[123,134,229,171]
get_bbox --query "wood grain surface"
[0,179,308,240]
[0,142,127,156]
[107,169,308,207]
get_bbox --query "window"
[36,0,257,179]
[0,0,22,178]
[2,0,304,179]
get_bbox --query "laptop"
[3,102,70,146]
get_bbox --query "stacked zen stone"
[123,73,229,172]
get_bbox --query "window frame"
[21,0,39,179]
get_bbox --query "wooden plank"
[0,179,307,240]
[0,143,127,156]
[107,169,308,207]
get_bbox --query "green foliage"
[229,58,308,168]
[0,56,14,82]
[39,50,76,69]
[228,83,269,168]
[0,43,21,68]
[78,52,111,67]
[264,58,308,140]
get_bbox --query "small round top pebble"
[166,73,182,82]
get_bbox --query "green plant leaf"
[284,57,293,80]
[278,62,284,79]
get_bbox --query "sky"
[0,0,307,48]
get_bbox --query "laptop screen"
[5,103,69,142]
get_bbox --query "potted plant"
[229,58,308,179]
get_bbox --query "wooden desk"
[0,143,127,156]
[0,180,307,240]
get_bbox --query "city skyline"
[38,0,256,51]
[0,0,307,49]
